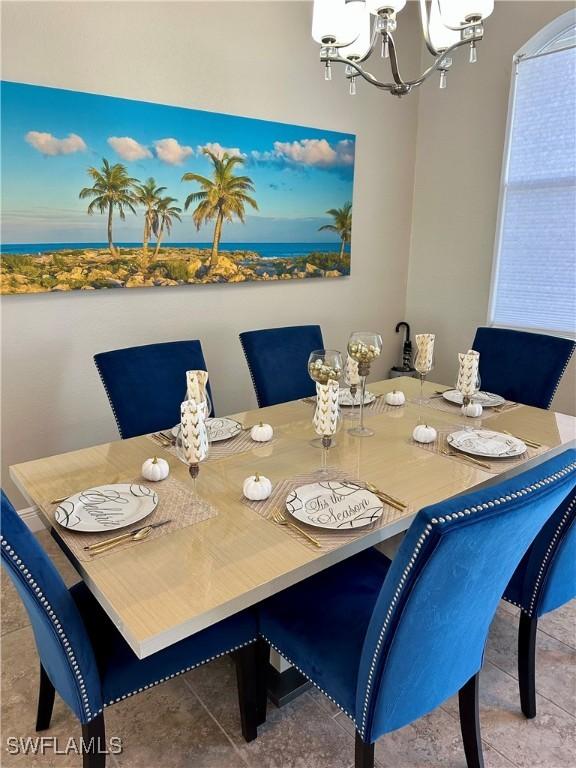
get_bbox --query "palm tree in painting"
[182,149,258,268]
[133,177,167,261]
[79,159,137,257]
[152,196,182,257]
[318,201,352,261]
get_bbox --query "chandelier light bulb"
[366,0,406,14]
[339,6,372,61]
[312,0,364,47]
[429,0,460,52]
[438,0,494,26]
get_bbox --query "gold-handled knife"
[84,520,171,552]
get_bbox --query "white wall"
[406,0,575,414]
[0,1,421,504]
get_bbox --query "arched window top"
[516,9,575,60]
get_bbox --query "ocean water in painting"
[0,81,355,294]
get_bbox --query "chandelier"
[312,0,494,97]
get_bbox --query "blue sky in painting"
[0,81,356,244]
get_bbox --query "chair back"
[472,327,575,408]
[240,325,324,407]
[0,491,102,722]
[356,450,576,742]
[94,340,212,438]
[505,485,576,618]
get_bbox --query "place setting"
[412,347,546,473]
[243,344,410,551]
[150,371,276,461]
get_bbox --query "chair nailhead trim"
[548,342,575,409]
[94,357,125,438]
[1,537,95,721]
[239,335,265,409]
[259,634,355,722]
[102,638,257,708]
[358,459,576,739]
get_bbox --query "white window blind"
[490,42,576,334]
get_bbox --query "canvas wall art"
[0,82,356,295]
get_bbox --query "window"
[489,11,576,335]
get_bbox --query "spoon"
[88,521,170,555]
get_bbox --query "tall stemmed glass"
[176,399,211,514]
[314,381,342,476]
[308,350,343,448]
[347,332,382,438]
[344,355,361,420]
[414,334,435,409]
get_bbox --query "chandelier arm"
[320,53,394,90]
[419,0,440,57]
[321,32,481,93]
[386,33,407,87]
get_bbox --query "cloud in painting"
[198,142,246,159]
[251,138,354,174]
[107,136,152,161]
[25,131,87,156]
[154,137,194,165]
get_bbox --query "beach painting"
[0,82,355,295]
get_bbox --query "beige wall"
[406,0,575,414]
[0,1,420,504]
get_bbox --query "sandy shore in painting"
[0,247,350,294]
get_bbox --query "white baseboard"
[18,506,46,533]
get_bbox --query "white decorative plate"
[172,417,242,443]
[339,388,376,407]
[286,481,383,530]
[54,484,158,532]
[442,389,505,408]
[309,389,376,407]
[447,429,526,458]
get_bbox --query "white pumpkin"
[462,402,483,418]
[243,473,273,501]
[412,424,437,444]
[250,422,274,442]
[385,390,406,406]
[141,456,170,482]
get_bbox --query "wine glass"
[344,355,361,420]
[316,408,342,477]
[175,406,211,514]
[308,350,343,447]
[414,335,435,408]
[347,332,382,437]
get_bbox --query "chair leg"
[518,612,538,719]
[459,672,484,768]
[35,664,55,731]
[82,713,106,768]
[255,638,270,726]
[355,732,375,768]
[234,644,260,743]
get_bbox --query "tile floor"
[1,530,574,768]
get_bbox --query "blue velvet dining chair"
[503,483,576,719]
[256,450,576,768]
[94,340,213,439]
[472,327,575,409]
[239,325,324,407]
[0,490,261,768]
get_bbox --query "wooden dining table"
[10,376,576,660]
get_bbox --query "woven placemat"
[302,395,402,418]
[49,475,218,561]
[242,467,411,552]
[148,429,274,463]
[409,394,522,420]
[414,425,549,475]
